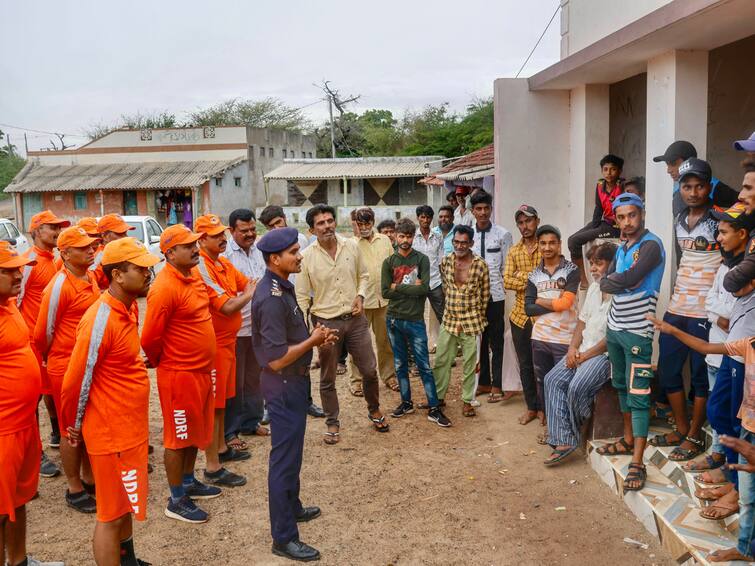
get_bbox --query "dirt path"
[29,366,672,565]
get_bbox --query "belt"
[318,313,353,321]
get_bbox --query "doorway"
[123,191,138,216]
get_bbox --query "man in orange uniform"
[141,224,219,523]
[77,217,101,239]
[195,214,256,487]
[34,226,100,514]
[18,211,70,477]
[61,237,159,566]
[0,241,65,566]
[90,214,135,290]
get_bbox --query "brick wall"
[40,190,124,224]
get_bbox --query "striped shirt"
[667,208,722,318]
[601,230,666,337]
[525,257,580,345]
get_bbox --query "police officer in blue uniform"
[251,227,338,562]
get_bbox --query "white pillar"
[568,84,610,238]
[645,49,709,306]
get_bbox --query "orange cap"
[29,210,71,231]
[57,226,98,250]
[0,241,37,269]
[97,214,134,235]
[160,224,201,253]
[77,217,100,236]
[194,214,228,236]
[102,237,161,268]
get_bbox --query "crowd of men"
[3,130,755,564]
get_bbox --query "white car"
[123,215,165,271]
[0,217,29,253]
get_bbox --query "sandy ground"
[26,354,675,566]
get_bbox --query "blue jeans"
[707,363,724,457]
[658,312,710,397]
[739,430,755,556]
[708,356,745,485]
[386,317,439,407]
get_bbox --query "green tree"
[187,98,311,130]
[0,130,25,198]
[84,111,178,140]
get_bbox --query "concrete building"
[9,125,317,229]
[263,156,445,225]
[494,0,755,302]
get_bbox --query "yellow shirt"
[354,232,394,309]
[296,234,370,319]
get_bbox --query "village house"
[263,155,446,225]
[6,125,317,230]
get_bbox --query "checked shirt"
[439,253,490,336]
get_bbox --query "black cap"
[514,204,538,220]
[653,140,697,163]
[257,227,300,254]
[535,224,561,240]
[678,157,712,184]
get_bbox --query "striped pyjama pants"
[544,354,610,447]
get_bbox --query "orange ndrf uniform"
[60,292,150,522]
[197,249,248,408]
[141,262,217,450]
[17,245,61,395]
[33,268,100,430]
[0,299,43,521]
[89,245,110,291]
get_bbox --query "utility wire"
[515,5,560,78]
[0,122,88,138]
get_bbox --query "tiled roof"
[6,159,246,193]
[419,144,494,184]
[264,156,443,180]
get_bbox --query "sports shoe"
[49,430,60,449]
[184,478,222,500]
[390,401,414,418]
[427,407,452,428]
[40,452,60,478]
[203,467,247,487]
[218,447,251,463]
[65,489,96,514]
[164,496,208,524]
[25,556,65,566]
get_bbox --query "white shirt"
[454,206,474,228]
[289,232,310,286]
[705,263,735,368]
[472,222,513,302]
[578,282,611,353]
[223,237,265,337]
[412,228,443,290]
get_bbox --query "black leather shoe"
[272,539,320,562]
[307,404,325,418]
[296,506,321,523]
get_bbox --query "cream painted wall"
[561,0,673,57]
[84,126,247,149]
[32,149,247,166]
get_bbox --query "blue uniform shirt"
[251,269,312,373]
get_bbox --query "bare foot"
[501,391,519,401]
[538,411,546,426]
[519,410,537,425]
[708,547,753,562]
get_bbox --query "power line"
[515,5,560,79]
[0,122,89,138]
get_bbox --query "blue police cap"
[257,227,300,254]
[612,192,644,211]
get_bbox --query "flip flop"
[368,414,390,432]
[694,468,729,486]
[487,392,504,403]
[700,492,739,520]
[682,453,726,472]
[227,437,248,451]
[544,446,577,466]
[323,431,340,445]
[695,483,734,501]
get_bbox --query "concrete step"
[588,435,740,565]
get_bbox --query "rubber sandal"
[385,378,400,392]
[487,392,504,403]
[668,436,705,461]
[682,453,725,472]
[623,463,646,493]
[695,482,734,501]
[368,414,390,432]
[699,495,739,520]
[336,364,347,375]
[694,468,729,485]
[462,403,476,417]
[596,437,634,456]
[323,431,340,445]
[350,386,364,397]
[544,446,577,466]
[227,437,248,451]
[649,432,683,447]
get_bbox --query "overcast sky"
[1,0,560,153]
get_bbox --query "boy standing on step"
[597,193,666,493]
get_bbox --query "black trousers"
[427,285,445,324]
[478,300,504,389]
[567,220,620,259]
[511,319,537,410]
